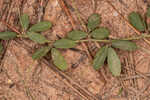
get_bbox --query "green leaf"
[112,40,137,51]
[87,13,100,31]
[20,14,29,30]
[67,30,87,40]
[91,27,110,39]
[148,23,150,31]
[27,32,49,44]
[29,21,52,32]
[51,48,67,71]
[53,39,77,48]
[128,12,146,31]
[93,46,108,70]
[0,43,3,53]
[146,7,150,17]
[0,31,17,40]
[32,46,51,60]
[107,47,121,76]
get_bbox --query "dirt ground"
[0,0,150,100]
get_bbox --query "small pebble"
[113,11,118,16]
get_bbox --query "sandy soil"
[0,0,150,100]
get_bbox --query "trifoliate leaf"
[27,32,48,44]
[20,14,29,30]
[93,46,108,70]
[107,47,121,76]
[91,27,110,39]
[112,40,137,51]
[53,39,77,48]
[51,48,67,71]
[146,7,150,17]
[0,31,17,40]
[32,46,51,60]
[67,30,87,40]
[0,43,3,53]
[128,12,146,31]
[29,21,52,32]
[87,13,100,31]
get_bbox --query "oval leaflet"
[87,13,101,31]
[20,14,29,30]
[67,30,87,40]
[53,39,77,48]
[112,40,137,51]
[146,7,150,17]
[93,46,108,70]
[51,48,68,71]
[0,43,3,53]
[128,12,146,31]
[107,47,121,76]
[91,27,110,39]
[0,31,17,40]
[27,32,49,44]
[29,21,52,32]
[32,46,51,60]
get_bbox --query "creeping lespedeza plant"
[1,7,150,76]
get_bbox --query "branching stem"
[77,34,150,43]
